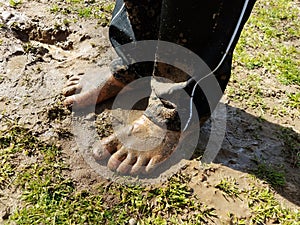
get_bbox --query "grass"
[233,0,299,85]
[228,0,300,119]
[246,182,299,225]
[9,0,22,8]
[1,118,298,224]
[215,177,241,199]
[252,161,286,187]
[216,176,299,224]
[50,0,114,26]
[286,92,300,109]
[278,127,300,168]
[1,118,217,224]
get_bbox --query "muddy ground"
[0,0,299,224]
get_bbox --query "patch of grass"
[227,213,247,225]
[49,0,114,26]
[9,0,22,8]
[226,73,267,114]
[1,119,299,224]
[246,183,299,225]
[62,19,70,27]
[233,0,299,86]
[1,120,216,224]
[252,160,286,187]
[0,121,41,189]
[229,0,299,120]
[278,127,300,168]
[47,105,69,121]
[286,92,300,109]
[215,177,241,199]
[78,7,93,18]
[50,4,60,13]
[22,43,35,54]
[11,173,217,224]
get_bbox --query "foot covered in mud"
[62,67,125,107]
[93,115,180,175]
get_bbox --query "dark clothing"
[109,0,256,131]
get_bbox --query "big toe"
[63,95,76,106]
[93,134,119,160]
[107,148,127,171]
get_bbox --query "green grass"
[215,177,241,199]
[50,0,114,26]
[286,92,300,109]
[229,0,300,119]
[1,119,298,224]
[252,162,286,187]
[219,176,299,225]
[9,0,22,8]
[1,119,217,224]
[234,0,299,86]
[0,118,299,225]
[278,127,300,168]
[246,182,299,225]
[2,119,298,224]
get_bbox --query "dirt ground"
[0,0,299,224]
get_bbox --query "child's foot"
[62,67,125,108]
[93,115,180,175]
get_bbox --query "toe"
[130,156,150,175]
[62,84,81,96]
[107,148,127,171]
[63,95,76,106]
[68,75,81,82]
[65,80,79,88]
[93,134,119,160]
[117,153,137,174]
[145,155,161,173]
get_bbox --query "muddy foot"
[93,115,180,175]
[62,66,125,108]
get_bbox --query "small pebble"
[128,218,137,225]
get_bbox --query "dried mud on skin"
[0,0,299,223]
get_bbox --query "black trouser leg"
[145,0,257,130]
[109,0,257,130]
[109,0,162,83]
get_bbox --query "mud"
[0,0,299,223]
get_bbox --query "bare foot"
[62,67,125,107]
[93,115,180,175]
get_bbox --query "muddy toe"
[130,156,149,175]
[116,153,137,174]
[62,84,82,96]
[93,134,119,160]
[145,155,161,173]
[107,149,127,171]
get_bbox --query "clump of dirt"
[1,6,71,46]
[95,110,113,139]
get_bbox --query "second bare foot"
[62,66,125,108]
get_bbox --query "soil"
[0,0,299,223]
